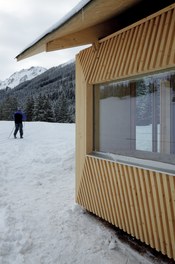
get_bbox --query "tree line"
[0,62,75,123]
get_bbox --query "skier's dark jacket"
[14,110,26,124]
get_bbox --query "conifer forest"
[0,62,75,123]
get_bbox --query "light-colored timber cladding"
[75,5,175,260]
[16,0,143,61]
[78,5,175,84]
[76,156,175,260]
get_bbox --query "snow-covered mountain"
[0,66,47,90]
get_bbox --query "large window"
[93,70,175,166]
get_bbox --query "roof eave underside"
[16,0,142,61]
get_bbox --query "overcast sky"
[0,0,86,81]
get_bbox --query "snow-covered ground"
[0,121,171,264]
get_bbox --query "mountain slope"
[0,61,75,123]
[0,66,47,90]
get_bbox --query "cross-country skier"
[13,108,26,139]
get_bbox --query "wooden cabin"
[16,0,175,260]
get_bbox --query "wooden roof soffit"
[45,20,116,52]
[16,0,141,61]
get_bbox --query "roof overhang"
[16,0,142,61]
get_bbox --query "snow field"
[0,121,168,264]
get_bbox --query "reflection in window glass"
[93,70,175,164]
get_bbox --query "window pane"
[94,70,175,165]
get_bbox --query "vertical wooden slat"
[124,27,139,76]
[144,16,160,71]
[116,164,129,232]
[111,33,123,78]
[126,166,140,239]
[100,159,115,224]
[96,41,107,82]
[148,171,161,250]
[79,48,93,81]
[97,159,111,221]
[151,13,167,69]
[136,168,150,245]
[97,159,110,220]
[89,44,103,83]
[169,176,175,260]
[128,23,144,74]
[141,169,155,247]
[132,22,148,73]
[168,8,175,65]
[122,165,136,236]
[137,19,154,73]
[150,172,164,252]
[90,158,105,218]
[156,174,169,255]
[162,174,174,257]
[83,160,96,212]
[110,162,123,229]
[118,29,132,76]
[103,37,117,81]
[93,158,108,219]
[98,39,111,82]
[133,167,147,242]
[166,175,175,257]
[155,11,171,68]
[122,27,136,76]
[81,48,91,79]
[106,36,120,80]
[140,169,157,247]
[107,162,120,227]
[117,164,131,233]
[114,31,129,77]
[86,157,101,217]
[105,160,119,225]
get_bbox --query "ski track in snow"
[0,121,169,264]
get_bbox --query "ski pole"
[8,126,15,139]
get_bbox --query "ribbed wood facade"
[76,4,175,260]
[76,156,175,259]
[78,5,175,84]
